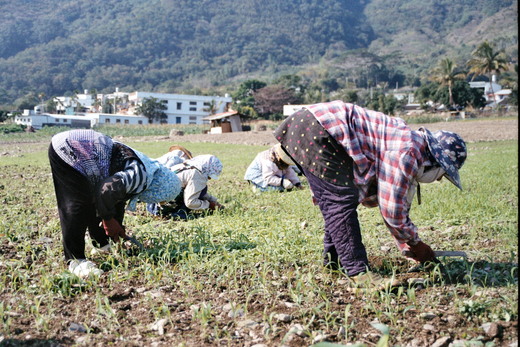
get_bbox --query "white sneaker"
[68,259,103,278]
[90,244,111,256]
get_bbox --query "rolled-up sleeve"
[377,149,421,243]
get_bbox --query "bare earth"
[165,118,518,146]
[0,117,517,347]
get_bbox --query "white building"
[128,91,232,125]
[14,109,147,130]
[50,89,232,125]
[54,90,96,114]
[283,104,310,116]
[469,75,504,105]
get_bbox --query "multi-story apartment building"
[15,89,233,129]
[127,91,232,125]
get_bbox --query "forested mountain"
[0,0,516,107]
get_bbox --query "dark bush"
[0,124,25,134]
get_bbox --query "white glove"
[68,259,103,278]
[283,180,294,189]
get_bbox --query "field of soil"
[162,118,518,146]
[0,117,517,347]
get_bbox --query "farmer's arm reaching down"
[95,159,147,240]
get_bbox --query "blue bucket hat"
[418,127,467,190]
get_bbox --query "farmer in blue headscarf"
[48,129,181,278]
[147,154,225,220]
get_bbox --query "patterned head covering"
[184,155,223,180]
[127,150,181,211]
[418,127,467,190]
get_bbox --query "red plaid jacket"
[306,101,429,244]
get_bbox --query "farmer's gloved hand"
[208,201,224,210]
[102,218,126,242]
[283,179,294,190]
[407,241,435,263]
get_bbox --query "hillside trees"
[0,0,376,103]
[0,0,514,106]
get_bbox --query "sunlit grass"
[0,134,517,346]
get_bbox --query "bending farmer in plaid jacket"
[274,101,467,289]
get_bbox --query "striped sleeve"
[114,159,147,195]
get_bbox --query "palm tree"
[203,100,222,115]
[38,92,46,112]
[70,90,81,112]
[92,97,103,113]
[467,41,509,105]
[431,58,466,108]
[53,97,65,114]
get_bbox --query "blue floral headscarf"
[127,149,181,211]
[418,127,467,190]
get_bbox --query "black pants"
[274,109,369,276]
[48,145,110,261]
[304,170,369,276]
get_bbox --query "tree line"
[0,0,515,111]
[1,41,516,123]
[229,41,517,119]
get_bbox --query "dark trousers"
[48,145,110,261]
[274,109,370,276]
[305,170,369,276]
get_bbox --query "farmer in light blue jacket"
[244,144,303,192]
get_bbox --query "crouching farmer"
[274,101,467,290]
[49,129,181,278]
[244,144,303,192]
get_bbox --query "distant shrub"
[94,124,210,137]
[400,114,447,124]
[0,123,25,134]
